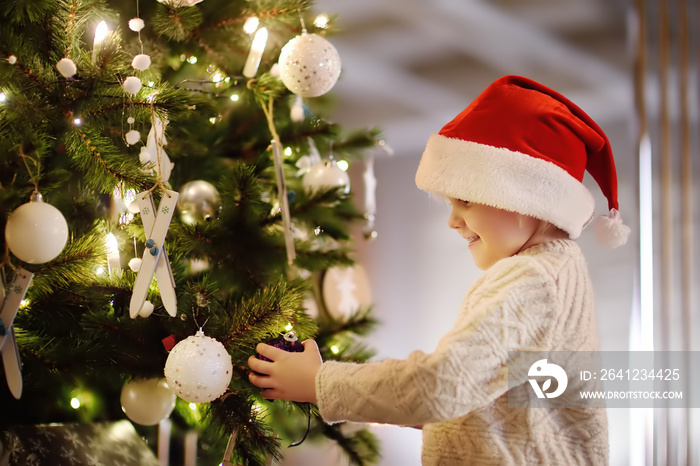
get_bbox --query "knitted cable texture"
[316,239,608,465]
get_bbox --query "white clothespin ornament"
[129,190,179,318]
[0,267,33,399]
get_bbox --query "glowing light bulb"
[187,56,198,64]
[229,94,239,102]
[243,17,259,34]
[314,14,329,29]
[337,160,349,171]
[0,93,6,103]
[95,266,105,275]
[94,21,109,46]
[284,147,292,156]
[330,345,339,354]
[189,403,197,411]
[71,397,81,409]
[73,117,82,125]
[242,27,268,78]
[285,322,293,331]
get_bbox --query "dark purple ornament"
[256,331,303,362]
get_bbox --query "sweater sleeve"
[316,256,562,426]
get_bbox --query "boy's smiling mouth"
[465,235,480,245]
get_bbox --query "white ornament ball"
[129,18,145,32]
[128,257,142,272]
[56,58,77,78]
[164,329,233,403]
[278,33,341,97]
[123,76,142,95]
[120,378,176,426]
[5,195,69,264]
[125,130,141,145]
[322,264,372,319]
[138,300,154,318]
[8,55,17,65]
[132,54,151,71]
[303,160,350,194]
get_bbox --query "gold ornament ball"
[120,378,176,426]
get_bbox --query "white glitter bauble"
[120,378,176,426]
[56,58,77,78]
[5,194,69,264]
[129,18,145,32]
[125,130,141,145]
[164,329,233,403]
[302,160,350,194]
[123,76,142,95]
[132,54,151,71]
[278,33,341,97]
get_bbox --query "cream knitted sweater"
[315,239,608,465]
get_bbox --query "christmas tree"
[0,0,381,464]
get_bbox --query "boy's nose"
[447,209,463,229]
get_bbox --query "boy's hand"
[248,339,322,403]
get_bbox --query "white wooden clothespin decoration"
[0,267,33,399]
[129,190,179,318]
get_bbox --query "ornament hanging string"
[17,146,41,194]
[2,146,41,269]
[144,103,171,198]
[251,83,296,265]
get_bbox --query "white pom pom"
[129,18,145,32]
[123,76,142,95]
[56,58,77,78]
[8,55,17,65]
[594,209,630,248]
[139,147,154,165]
[127,116,135,125]
[138,300,154,318]
[132,54,151,71]
[128,257,142,271]
[125,130,141,145]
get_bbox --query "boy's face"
[447,198,542,270]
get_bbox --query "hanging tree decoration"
[0,268,33,399]
[163,327,233,403]
[129,107,179,319]
[278,16,341,98]
[129,190,178,318]
[4,149,69,265]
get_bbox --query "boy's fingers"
[301,339,319,352]
[248,372,272,389]
[247,355,273,374]
[260,388,281,400]
[255,343,286,360]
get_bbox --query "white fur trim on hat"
[415,133,595,238]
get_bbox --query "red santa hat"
[415,75,630,247]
